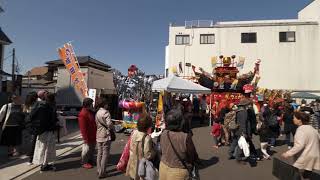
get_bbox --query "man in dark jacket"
[78,98,97,169]
[232,98,258,163]
[27,91,47,165]
[229,98,250,160]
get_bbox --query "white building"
[165,0,320,93]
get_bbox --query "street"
[23,124,286,180]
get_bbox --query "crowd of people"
[1,91,319,179]
[208,97,320,179]
[0,91,59,171]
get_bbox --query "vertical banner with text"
[58,43,88,97]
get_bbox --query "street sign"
[88,89,97,106]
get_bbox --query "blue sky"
[0,0,312,75]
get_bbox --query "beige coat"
[285,125,320,171]
[126,131,155,179]
[95,108,114,143]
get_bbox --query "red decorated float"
[193,55,261,121]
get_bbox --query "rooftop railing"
[170,20,215,28]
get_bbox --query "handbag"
[167,131,200,180]
[137,134,158,180]
[0,104,9,140]
[110,130,116,141]
[0,104,9,130]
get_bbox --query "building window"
[279,31,295,42]
[165,68,168,77]
[175,35,190,45]
[200,34,215,44]
[241,33,257,43]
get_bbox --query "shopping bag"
[116,130,136,172]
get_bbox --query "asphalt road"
[24,124,288,180]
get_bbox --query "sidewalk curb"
[0,131,84,180]
[15,145,83,180]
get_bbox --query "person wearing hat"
[0,94,25,157]
[229,98,253,163]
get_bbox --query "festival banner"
[155,91,164,129]
[211,56,217,68]
[171,66,178,74]
[237,56,245,69]
[88,89,97,106]
[58,43,88,97]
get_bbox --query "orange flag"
[58,43,88,97]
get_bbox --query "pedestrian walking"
[95,98,115,179]
[0,94,25,157]
[218,102,230,145]
[211,120,222,149]
[23,91,39,165]
[257,115,271,160]
[263,105,279,147]
[283,103,296,149]
[224,104,238,147]
[126,114,155,180]
[229,98,250,162]
[282,111,320,179]
[78,98,97,169]
[32,93,58,172]
[159,109,200,180]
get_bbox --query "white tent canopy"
[152,75,211,94]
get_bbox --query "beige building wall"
[166,0,320,91]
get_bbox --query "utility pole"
[12,48,15,89]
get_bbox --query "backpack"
[224,111,238,130]
[267,114,278,127]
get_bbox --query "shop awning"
[152,75,211,94]
[291,92,320,99]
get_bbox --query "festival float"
[192,55,262,119]
[113,65,157,132]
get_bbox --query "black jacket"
[30,101,58,135]
[283,112,296,134]
[258,122,271,142]
[236,107,251,137]
[247,107,257,135]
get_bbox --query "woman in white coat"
[282,111,320,179]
